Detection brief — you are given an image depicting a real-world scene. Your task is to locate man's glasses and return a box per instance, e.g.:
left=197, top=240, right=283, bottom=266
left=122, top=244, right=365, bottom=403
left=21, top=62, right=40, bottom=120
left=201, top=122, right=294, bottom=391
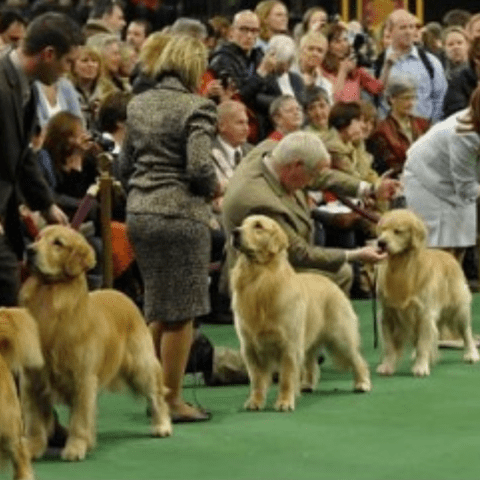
left=237, top=26, right=260, bottom=35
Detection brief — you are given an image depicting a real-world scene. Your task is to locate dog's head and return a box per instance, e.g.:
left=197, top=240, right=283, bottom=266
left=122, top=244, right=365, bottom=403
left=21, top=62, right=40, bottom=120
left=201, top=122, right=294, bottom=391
left=26, top=225, right=96, bottom=281
left=376, top=209, right=427, bottom=256
left=231, top=215, right=289, bottom=264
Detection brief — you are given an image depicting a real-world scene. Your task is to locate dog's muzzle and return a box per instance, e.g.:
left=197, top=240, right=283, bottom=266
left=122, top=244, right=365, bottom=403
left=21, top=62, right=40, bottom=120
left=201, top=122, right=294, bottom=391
left=377, top=239, right=388, bottom=253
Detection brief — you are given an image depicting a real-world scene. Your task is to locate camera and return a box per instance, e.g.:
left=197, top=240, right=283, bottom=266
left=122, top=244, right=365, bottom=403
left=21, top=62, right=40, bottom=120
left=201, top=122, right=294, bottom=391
left=218, top=70, right=235, bottom=90
left=91, top=130, right=115, bottom=153
left=351, top=33, right=374, bottom=69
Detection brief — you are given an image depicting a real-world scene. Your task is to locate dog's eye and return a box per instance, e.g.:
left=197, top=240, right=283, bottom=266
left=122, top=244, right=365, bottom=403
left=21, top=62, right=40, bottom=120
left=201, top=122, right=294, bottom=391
left=253, top=222, right=263, bottom=230
left=393, top=229, right=403, bottom=235
left=52, top=238, right=64, bottom=247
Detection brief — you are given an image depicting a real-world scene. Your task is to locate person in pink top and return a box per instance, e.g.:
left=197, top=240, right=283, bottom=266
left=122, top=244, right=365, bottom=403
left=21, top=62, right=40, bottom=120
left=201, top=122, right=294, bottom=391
left=322, top=23, right=394, bottom=103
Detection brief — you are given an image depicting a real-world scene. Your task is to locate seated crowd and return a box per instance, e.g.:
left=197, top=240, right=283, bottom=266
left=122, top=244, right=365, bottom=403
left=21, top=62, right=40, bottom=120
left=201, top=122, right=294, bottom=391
left=3, top=0, right=480, bottom=422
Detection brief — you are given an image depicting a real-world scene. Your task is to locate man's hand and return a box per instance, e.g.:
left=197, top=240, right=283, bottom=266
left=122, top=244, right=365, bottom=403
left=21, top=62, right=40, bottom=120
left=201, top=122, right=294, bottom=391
left=375, top=177, right=402, bottom=201
left=43, top=204, right=69, bottom=226
left=347, top=245, right=387, bottom=263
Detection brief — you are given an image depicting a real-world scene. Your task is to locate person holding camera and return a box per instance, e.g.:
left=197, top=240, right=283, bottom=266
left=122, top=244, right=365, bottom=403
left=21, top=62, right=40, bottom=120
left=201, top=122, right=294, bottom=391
left=322, top=23, right=392, bottom=103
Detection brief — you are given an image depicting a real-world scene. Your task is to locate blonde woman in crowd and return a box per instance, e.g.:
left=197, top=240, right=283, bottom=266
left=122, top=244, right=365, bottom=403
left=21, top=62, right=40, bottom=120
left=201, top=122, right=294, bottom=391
left=254, top=0, right=289, bottom=51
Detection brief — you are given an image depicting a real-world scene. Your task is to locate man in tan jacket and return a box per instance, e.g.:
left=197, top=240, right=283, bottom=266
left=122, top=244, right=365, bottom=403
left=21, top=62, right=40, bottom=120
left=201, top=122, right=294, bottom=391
left=222, top=131, right=398, bottom=294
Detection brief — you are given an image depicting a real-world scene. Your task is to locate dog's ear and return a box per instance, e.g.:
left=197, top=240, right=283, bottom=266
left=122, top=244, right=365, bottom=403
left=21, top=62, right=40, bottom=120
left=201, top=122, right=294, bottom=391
left=65, top=238, right=96, bottom=276
left=411, top=213, right=427, bottom=249
left=267, top=224, right=289, bottom=255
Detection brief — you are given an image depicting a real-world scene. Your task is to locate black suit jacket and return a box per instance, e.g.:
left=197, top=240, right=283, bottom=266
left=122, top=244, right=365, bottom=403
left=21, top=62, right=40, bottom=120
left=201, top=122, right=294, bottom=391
left=0, top=51, right=53, bottom=256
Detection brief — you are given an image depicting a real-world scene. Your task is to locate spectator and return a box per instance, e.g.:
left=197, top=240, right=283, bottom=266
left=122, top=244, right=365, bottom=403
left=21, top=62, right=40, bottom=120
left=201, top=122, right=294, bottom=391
left=466, top=13, right=480, bottom=41
left=207, top=15, right=231, bottom=47
left=369, top=77, right=430, bottom=175
left=404, top=85, right=480, bottom=263
left=304, top=85, right=331, bottom=135
left=268, top=94, right=303, bottom=140
left=120, top=35, right=220, bottom=423
left=131, top=31, right=171, bottom=94
left=322, top=22, right=388, bottom=103
left=442, top=9, right=471, bottom=29
left=70, top=45, right=111, bottom=129
left=0, top=8, right=26, bottom=49
left=170, top=17, right=207, bottom=40
left=221, top=131, right=389, bottom=295
left=421, top=22, right=444, bottom=60
left=255, top=0, right=289, bottom=52
left=254, top=34, right=306, bottom=137
left=377, top=9, right=447, bottom=122
left=301, top=6, right=329, bottom=34
left=84, top=0, right=126, bottom=38
left=442, top=26, right=470, bottom=82
left=125, top=18, right=150, bottom=54
left=443, top=36, right=480, bottom=118
left=292, top=31, right=333, bottom=102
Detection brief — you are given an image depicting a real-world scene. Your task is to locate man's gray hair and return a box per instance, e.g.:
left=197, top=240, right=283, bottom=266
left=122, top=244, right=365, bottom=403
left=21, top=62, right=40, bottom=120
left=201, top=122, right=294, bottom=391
left=270, top=131, right=330, bottom=169
left=170, top=17, right=207, bottom=40
left=269, top=94, right=296, bottom=121
left=385, top=75, right=418, bottom=100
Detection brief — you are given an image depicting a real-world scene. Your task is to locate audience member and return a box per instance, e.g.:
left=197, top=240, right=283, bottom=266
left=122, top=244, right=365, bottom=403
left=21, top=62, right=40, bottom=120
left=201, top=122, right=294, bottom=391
left=125, top=18, right=150, bottom=54
left=268, top=94, right=303, bottom=139
left=443, top=36, right=480, bottom=118
left=404, top=85, right=480, bottom=262
left=70, top=45, right=110, bottom=129
left=0, top=8, right=26, bottom=48
left=84, top=0, right=126, bottom=38
left=466, top=13, right=480, bottom=41
left=221, top=131, right=389, bottom=295
left=254, top=0, right=289, bottom=51
left=322, top=22, right=387, bottom=103
left=304, top=85, right=331, bottom=135
left=442, top=26, right=470, bottom=82
left=369, top=77, right=430, bottom=175
left=442, top=9, right=472, bottom=29
left=170, top=17, right=207, bottom=40
left=292, top=31, right=332, bottom=102
left=377, top=9, right=447, bottom=121
left=120, top=35, right=220, bottom=423
left=302, top=6, right=328, bottom=34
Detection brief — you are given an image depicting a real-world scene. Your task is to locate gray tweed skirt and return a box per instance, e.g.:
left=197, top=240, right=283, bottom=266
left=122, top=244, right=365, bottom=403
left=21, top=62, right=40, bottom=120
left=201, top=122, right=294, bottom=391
left=127, top=213, right=211, bottom=323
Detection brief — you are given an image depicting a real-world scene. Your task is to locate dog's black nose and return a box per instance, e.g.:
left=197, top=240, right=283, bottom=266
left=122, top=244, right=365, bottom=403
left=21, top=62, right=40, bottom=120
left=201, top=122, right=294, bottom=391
left=377, top=239, right=387, bottom=252
left=231, top=228, right=241, bottom=249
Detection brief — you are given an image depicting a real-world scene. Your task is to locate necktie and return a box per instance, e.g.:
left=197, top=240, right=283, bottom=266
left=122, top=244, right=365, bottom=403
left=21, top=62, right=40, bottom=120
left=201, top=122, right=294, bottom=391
left=234, top=149, right=242, bottom=166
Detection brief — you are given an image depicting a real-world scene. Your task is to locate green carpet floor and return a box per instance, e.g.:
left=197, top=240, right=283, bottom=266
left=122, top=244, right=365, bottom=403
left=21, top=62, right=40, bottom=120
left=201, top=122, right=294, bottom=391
left=4, top=297, right=480, bottom=480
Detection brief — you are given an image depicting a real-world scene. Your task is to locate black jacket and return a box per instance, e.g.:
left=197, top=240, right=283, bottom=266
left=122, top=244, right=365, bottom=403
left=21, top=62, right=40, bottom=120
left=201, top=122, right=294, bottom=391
left=442, top=64, right=477, bottom=119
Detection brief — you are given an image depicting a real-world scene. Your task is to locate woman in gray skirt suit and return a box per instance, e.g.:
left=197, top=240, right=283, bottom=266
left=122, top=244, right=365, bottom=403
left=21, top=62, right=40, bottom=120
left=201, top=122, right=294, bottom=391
left=403, top=85, right=480, bottom=262
left=120, top=35, right=220, bottom=422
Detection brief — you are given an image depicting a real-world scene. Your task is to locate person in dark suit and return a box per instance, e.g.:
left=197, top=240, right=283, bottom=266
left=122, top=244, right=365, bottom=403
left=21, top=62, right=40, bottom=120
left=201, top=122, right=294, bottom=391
left=0, top=12, right=83, bottom=307
left=120, top=35, right=220, bottom=423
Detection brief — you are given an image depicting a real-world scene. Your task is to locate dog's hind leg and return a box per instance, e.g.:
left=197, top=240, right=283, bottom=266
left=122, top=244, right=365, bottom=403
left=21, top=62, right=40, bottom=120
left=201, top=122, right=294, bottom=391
left=452, top=304, right=480, bottom=364
left=61, top=375, right=97, bottom=461
left=301, top=347, right=320, bottom=392
left=126, top=359, right=172, bottom=438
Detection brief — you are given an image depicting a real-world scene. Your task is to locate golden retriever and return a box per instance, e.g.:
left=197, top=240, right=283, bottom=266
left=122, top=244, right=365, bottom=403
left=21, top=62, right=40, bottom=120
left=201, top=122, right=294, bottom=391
left=230, top=215, right=371, bottom=412
left=19, top=225, right=172, bottom=462
left=376, top=209, right=479, bottom=376
left=0, top=308, right=44, bottom=480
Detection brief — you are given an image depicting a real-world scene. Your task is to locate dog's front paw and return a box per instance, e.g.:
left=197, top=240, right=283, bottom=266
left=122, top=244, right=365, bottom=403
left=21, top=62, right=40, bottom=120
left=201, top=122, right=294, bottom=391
left=464, top=349, right=480, bottom=364
left=354, top=379, right=372, bottom=392
left=412, top=362, right=430, bottom=377
left=244, top=396, right=265, bottom=411
left=274, top=398, right=295, bottom=412
left=152, top=420, right=173, bottom=437
left=26, top=435, right=48, bottom=460
left=376, top=363, right=395, bottom=376
left=61, top=437, right=88, bottom=461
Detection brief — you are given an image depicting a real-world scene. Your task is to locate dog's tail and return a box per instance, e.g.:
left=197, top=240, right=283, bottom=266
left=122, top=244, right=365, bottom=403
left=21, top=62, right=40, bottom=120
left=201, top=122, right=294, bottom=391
left=0, top=308, right=44, bottom=372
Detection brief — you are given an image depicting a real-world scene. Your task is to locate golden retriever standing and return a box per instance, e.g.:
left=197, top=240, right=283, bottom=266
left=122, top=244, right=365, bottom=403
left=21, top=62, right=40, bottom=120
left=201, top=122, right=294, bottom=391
left=0, top=308, right=44, bottom=480
left=230, top=215, right=371, bottom=412
left=19, top=226, right=172, bottom=462
left=376, top=209, right=479, bottom=377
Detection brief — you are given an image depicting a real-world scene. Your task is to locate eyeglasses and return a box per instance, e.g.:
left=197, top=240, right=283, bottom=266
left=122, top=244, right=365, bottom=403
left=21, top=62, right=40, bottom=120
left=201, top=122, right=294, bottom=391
left=236, top=26, right=260, bottom=35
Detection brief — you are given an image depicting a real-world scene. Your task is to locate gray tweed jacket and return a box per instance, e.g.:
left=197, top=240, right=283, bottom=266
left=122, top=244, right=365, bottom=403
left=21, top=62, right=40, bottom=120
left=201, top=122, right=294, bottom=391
left=120, top=75, right=219, bottom=225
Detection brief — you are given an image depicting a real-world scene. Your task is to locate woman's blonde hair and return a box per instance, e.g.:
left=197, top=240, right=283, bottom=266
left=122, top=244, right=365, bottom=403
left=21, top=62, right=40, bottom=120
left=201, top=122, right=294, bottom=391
left=138, top=32, right=172, bottom=77
left=70, top=45, right=104, bottom=86
left=153, top=35, right=208, bottom=91
left=255, top=0, right=285, bottom=41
